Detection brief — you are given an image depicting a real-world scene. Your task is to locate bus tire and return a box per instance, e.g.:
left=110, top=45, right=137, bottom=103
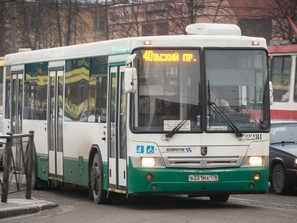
left=90, top=152, right=108, bottom=204
left=209, top=194, right=230, bottom=202
left=271, top=163, right=289, bottom=195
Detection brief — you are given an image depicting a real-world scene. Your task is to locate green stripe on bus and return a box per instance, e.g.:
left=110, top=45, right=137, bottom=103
left=36, top=154, right=49, bottom=181
left=108, top=62, right=125, bottom=67
left=36, top=154, right=108, bottom=189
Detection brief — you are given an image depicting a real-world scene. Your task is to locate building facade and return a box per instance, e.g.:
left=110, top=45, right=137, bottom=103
left=0, top=0, right=295, bottom=55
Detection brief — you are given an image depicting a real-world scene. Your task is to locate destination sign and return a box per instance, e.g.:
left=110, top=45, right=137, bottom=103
left=143, top=50, right=197, bottom=62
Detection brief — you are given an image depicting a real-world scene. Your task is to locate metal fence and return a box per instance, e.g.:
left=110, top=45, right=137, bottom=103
left=0, top=131, right=35, bottom=203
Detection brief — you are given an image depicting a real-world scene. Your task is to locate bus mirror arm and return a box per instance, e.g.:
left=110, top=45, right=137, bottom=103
left=125, top=54, right=138, bottom=93
left=125, top=67, right=137, bottom=93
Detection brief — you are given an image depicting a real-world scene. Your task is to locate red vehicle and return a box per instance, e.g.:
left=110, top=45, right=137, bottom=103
left=269, top=17, right=297, bottom=120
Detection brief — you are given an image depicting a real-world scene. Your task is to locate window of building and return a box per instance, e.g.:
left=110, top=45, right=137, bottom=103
left=94, top=15, right=107, bottom=33
left=142, top=24, right=153, bottom=36
left=156, top=22, right=169, bottom=35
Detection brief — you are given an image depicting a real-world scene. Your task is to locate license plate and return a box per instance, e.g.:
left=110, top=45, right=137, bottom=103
left=188, top=174, right=219, bottom=182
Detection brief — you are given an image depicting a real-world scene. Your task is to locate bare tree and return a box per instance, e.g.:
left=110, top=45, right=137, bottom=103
left=0, top=1, right=10, bottom=55
left=108, top=0, right=143, bottom=39
left=9, top=0, right=92, bottom=52
left=86, top=0, right=117, bottom=41
left=18, top=0, right=49, bottom=50
left=263, top=0, right=297, bottom=42
left=154, top=0, right=206, bottom=35
left=146, top=0, right=233, bottom=35
left=54, top=0, right=89, bottom=46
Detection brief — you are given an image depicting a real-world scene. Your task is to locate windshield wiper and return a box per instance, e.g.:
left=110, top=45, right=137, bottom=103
left=163, top=104, right=200, bottom=140
left=208, top=100, right=243, bottom=138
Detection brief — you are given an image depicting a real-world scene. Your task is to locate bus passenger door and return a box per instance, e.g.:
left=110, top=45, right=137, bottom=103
left=108, top=66, right=127, bottom=191
left=10, top=70, right=23, bottom=134
left=10, top=69, right=24, bottom=170
left=48, top=69, right=64, bottom=182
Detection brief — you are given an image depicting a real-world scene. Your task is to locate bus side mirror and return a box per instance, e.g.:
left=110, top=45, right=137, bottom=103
left=125, top=67, right=137, bottom=93
left=269, top=81, right=273, bottom=105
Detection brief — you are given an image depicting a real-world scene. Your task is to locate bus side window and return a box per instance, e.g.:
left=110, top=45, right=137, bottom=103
left=97, top=85, right=107, bottom=123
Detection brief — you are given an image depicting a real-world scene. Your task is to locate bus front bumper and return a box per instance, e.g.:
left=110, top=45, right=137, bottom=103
left=128, top=165, right=269, bottom=195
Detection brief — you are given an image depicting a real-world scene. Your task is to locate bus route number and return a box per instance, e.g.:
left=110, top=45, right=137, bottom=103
left=244, top=133, right=262, bottom=141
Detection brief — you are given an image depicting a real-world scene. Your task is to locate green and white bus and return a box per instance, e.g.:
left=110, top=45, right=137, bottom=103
left=3, top=23, right=270, bottom=203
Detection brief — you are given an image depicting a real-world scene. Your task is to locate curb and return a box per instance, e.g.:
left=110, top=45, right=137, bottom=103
left=0, top=199, right=58, bottom=219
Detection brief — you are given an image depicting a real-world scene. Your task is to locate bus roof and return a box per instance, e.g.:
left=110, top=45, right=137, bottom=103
left=4, top=32, right=267, bottom=66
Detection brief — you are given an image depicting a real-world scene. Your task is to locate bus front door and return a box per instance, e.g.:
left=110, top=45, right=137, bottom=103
left=108, top=66, right=127, bottom=192
left=10, top=69, right=24, bottom=170
left=48, top=69, right=64, bottom=183
left=10, top=71, right=23, bottom=134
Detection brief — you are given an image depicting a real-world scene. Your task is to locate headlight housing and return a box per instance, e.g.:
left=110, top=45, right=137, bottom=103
left=248, top=156, right=263, bottom=166
left=141, top=157, right=156, bottom=167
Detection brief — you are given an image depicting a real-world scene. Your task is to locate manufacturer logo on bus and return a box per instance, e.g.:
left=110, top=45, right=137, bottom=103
left=166, top=148, right=192, bottom=153
left=201, top=147, right=207, bottom=156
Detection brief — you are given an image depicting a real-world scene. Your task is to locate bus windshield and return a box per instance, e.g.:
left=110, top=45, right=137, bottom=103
left=131, top=48, right=269, bottom=133
left=205, top=49, right=269, bottom=132
left=132, top=49, right=201, bottom=132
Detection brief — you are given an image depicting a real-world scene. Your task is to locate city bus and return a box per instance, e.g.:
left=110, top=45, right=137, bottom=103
left=3, top=23, right=270, bottom=204
left=269, top=44, right=297, bottom=119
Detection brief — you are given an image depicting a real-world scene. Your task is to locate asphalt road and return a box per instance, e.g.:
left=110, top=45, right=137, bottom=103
left=1, top=186, right=296, bottom=223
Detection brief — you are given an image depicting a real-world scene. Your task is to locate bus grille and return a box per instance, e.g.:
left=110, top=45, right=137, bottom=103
left=164, top=156, right=242, bottom=168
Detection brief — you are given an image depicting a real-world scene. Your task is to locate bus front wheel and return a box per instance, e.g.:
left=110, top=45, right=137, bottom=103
left=90, top=152, right=108, bottom=204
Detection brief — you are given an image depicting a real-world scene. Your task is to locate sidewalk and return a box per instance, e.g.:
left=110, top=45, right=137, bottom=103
left=0, top=198, right=58, bottom=219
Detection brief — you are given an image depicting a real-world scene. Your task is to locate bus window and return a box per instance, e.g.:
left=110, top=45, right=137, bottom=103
left=24, top=62, right=48, bottom=120
left=64, top=57, right=107, bottom=123
left=89, top=56, right=108, bottom=123
left=65, top=58, right=90, bottom=122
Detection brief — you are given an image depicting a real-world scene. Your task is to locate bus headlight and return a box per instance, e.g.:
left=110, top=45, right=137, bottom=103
left=141, top=157, right=156, bottom=167
left=248, top=156, right=263, bottom=166
left=294, top=158, right=297, bottom=168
